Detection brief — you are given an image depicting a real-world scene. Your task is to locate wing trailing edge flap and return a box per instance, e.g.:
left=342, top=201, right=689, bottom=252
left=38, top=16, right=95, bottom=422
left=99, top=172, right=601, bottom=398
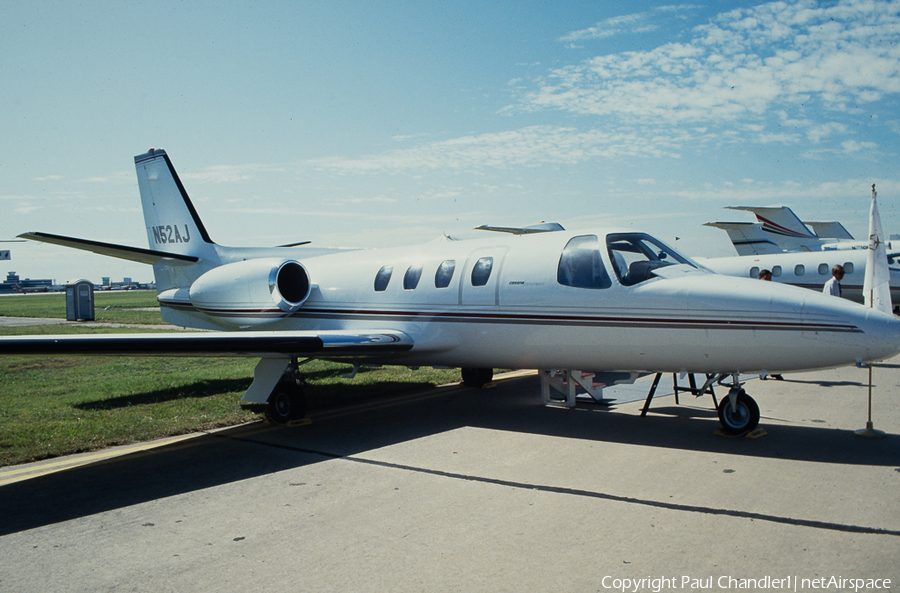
left=0, top=329, right=414, bottom=404
left=0, top=329, right=413, bottom=357
left=18, top=232, right=199, bottom=265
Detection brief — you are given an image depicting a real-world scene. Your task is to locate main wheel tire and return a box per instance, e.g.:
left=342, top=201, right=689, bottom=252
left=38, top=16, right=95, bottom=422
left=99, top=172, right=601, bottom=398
left=461, top=367, right=493, bottom=388
left=267, top=382, right=306, bottom=424
left=716, top=389, right=760, bottom=435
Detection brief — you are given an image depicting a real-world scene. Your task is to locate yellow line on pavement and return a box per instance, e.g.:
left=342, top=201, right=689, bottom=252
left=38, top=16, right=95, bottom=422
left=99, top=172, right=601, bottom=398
left=0, top=433, right=200, bottom=486
left=0, top=371, right=538, bottom=486
left=0, top=422, right=267, bottom=487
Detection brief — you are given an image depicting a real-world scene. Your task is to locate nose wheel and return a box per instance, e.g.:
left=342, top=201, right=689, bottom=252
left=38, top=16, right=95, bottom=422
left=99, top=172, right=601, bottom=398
left=716, top=387, right=760, bottom=435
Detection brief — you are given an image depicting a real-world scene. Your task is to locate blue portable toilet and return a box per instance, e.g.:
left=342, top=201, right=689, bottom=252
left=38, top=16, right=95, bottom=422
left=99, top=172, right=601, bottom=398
left=66, top=280, right=95, bottom=321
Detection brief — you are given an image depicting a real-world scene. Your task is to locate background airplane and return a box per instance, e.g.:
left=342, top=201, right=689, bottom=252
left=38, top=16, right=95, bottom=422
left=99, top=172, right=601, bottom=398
left=705, top=205, right=898, bottom=255
left=700, top=205, right=900, bottom=309
left=696, top=249, right=900, bottom=308
left=1, top=149, right=898, bottom=436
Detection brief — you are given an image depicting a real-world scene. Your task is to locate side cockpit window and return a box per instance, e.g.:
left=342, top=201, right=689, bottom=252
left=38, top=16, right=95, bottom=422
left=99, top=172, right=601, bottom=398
left=606, top=233, right=692, bottom=287
left=374, top=265, right=393, bottom=292
left=557, top=235, right=611, bottom=289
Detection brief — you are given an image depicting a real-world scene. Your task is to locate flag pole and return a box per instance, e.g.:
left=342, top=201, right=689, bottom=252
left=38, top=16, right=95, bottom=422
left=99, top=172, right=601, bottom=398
left=856, top=184, right=886, bottom=439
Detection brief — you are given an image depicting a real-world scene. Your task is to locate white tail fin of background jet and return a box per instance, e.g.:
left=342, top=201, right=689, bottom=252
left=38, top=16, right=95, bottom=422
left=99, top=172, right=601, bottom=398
left=863, top=185, right=892, bottom=314
left=708, top=205, right=867, bottom=254
left=726, top=206, right=816, bottom=239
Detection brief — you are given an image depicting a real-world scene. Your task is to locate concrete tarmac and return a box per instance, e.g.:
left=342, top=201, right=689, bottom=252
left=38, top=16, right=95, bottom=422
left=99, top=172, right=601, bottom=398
left=0, top=360, right=898, bottom=592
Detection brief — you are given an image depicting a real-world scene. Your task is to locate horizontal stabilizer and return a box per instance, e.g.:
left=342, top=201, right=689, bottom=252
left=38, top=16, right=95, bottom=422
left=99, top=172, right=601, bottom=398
left=18, top=232, right=199, bottom=265
left=805, top=221, right=854, bottom=240
left=702, top=222, right=783, bottom=256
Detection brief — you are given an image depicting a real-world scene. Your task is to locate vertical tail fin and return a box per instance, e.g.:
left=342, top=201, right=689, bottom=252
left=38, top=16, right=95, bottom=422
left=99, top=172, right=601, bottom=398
left=863, top=184, right=892, bottom=314
left=134, top=148, right=218, bottom=259
left=134, top=149, right=220, bottom=293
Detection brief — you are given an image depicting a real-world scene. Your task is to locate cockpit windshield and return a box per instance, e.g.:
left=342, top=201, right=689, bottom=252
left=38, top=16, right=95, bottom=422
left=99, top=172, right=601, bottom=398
left=606, top=233, right=694, bottom=286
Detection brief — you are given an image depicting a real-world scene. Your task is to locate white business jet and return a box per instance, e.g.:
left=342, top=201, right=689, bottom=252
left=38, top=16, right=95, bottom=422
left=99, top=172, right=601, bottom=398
left=1, top=149, right=898, bottom=435
left=696, top=249, right=900, bottom=307
left=705, top=205, right=897, bottom=255
left=700, top=205, right=900, bottom=307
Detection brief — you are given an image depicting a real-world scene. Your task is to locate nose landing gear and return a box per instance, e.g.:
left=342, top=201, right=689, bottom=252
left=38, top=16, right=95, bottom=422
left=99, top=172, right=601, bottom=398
left=716, top=378, right=760, bottom=435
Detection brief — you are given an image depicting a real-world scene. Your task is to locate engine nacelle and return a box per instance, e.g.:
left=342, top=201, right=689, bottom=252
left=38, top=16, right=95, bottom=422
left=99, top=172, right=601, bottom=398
left=189, top=258, right=311, bottom=327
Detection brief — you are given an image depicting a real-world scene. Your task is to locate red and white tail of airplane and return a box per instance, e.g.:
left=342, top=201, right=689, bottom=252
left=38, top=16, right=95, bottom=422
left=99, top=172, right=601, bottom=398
left=707, top=206, right=877, bottom=256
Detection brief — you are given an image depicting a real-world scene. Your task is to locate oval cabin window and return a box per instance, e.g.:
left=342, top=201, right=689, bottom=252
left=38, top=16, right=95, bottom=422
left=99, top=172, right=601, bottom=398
left=435, top=260, right=456, bottom=288
left=471, top=257, right=493, bottom=287
left=374, top=266, right=393, bottom=292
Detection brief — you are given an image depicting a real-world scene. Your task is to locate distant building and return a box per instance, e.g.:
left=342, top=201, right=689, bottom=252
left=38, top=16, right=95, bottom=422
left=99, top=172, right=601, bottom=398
left=0, top=271, right=54, bottom=294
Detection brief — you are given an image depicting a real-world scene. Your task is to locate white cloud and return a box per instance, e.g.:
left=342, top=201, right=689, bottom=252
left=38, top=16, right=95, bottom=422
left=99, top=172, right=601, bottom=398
left=560, top=5, right=700, bottom=42
left=297, top=1, right=900, bottom=176
left=841, top=139, right=878, bottom=153
left=806, top=122, right=847, bottom=143
left=182, top=164, right=284, bottom=183
left=307, top=125, right=692, bottom=173
left=528, top=0, right=900, bottom=134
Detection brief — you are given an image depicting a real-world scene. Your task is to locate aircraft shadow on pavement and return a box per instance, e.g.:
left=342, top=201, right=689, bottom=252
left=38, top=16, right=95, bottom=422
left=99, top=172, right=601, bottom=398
left=0, top=375, right=896, bottom=536
left=74, top=378, right=253, bottom=409
left=773, top=378, right=865, bottom=388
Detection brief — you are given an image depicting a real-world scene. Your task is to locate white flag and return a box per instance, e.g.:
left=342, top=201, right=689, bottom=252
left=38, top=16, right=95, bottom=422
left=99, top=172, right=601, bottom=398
left=863, top=185, right=891, bottom=314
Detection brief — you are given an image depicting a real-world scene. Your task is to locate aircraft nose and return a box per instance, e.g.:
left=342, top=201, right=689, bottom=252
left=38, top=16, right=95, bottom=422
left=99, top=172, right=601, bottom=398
left=858, top=308, right=900, bottom=363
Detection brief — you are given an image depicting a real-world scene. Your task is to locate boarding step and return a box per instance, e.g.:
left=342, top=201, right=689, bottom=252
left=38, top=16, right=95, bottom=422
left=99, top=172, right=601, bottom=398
left=540, top=370, right=641, bottom=407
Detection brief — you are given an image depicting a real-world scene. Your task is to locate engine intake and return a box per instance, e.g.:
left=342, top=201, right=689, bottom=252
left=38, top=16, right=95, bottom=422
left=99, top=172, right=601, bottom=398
left=189, top=258, right=311, bottom=327
left=271, top=261, right=310, bottom=305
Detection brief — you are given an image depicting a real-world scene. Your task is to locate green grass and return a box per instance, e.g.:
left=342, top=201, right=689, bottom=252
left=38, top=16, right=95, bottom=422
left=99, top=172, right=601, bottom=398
left=0, top=355, right=260, bottom=465
left=0, top=293, right=465, bottom=467
left=0, top=350, right=462, bottom=467
left=0, top=290, right=166, bottom=325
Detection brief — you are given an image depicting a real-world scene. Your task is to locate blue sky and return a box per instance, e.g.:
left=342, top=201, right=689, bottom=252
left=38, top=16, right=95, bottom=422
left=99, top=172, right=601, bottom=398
left=2, top=0, right=899, bottom=283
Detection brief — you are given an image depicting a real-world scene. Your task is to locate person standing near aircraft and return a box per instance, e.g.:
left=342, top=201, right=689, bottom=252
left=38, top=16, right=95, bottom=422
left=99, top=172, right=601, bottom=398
left=823, top=264, right=844, bottom=296
left=757, top=268, right=782, bottom=379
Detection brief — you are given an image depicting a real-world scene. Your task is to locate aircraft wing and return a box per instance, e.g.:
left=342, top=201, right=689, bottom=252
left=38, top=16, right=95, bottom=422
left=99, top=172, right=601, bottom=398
left=18, top=232, right=198, bottom=265
left=0, top=329, right=413, bottom=357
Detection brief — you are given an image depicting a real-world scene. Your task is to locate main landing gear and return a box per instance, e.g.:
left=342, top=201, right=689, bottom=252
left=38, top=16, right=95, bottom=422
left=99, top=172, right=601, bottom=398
left=461, top=367, right=494, bottom=388
left=266, top=361, right=307, bottom=425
